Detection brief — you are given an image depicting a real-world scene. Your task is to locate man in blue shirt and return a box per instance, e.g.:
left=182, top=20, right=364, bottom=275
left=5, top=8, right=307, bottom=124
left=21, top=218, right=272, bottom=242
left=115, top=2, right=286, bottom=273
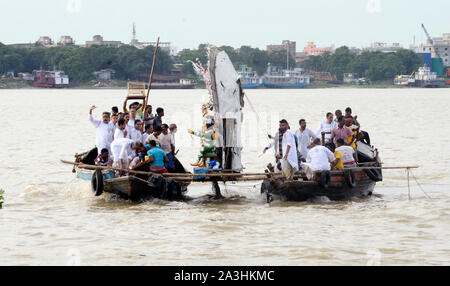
left=147, top=140, right=168, bottom=174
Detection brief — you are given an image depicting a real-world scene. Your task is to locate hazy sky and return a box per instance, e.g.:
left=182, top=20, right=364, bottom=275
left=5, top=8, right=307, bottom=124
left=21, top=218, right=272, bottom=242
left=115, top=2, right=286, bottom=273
left=1, top=0, right=448, bottom=51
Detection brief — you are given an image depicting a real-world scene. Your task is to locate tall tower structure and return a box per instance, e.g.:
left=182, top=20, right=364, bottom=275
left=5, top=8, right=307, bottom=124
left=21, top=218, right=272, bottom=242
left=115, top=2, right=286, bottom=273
left=131, top=22, right=138, bottom=45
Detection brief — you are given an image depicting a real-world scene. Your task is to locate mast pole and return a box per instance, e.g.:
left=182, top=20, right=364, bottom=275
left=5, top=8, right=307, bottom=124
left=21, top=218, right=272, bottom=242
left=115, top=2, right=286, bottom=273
left=144, top=37, right=160, bottom=107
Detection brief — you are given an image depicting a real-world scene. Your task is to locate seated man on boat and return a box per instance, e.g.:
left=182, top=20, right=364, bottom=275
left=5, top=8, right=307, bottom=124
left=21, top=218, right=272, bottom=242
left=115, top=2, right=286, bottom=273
left=89, top=105, right=115, bottom=156
left=188, top=118, right=217, bottom=168
left=335, top=139, right=357, bottom=168
left=95, top=148, right=112, bottom=167
left=303, top=138, right=336, bottom=180
left=324, top=142, right=343, bottom=170
left=146, top=140, right=169, bottom=174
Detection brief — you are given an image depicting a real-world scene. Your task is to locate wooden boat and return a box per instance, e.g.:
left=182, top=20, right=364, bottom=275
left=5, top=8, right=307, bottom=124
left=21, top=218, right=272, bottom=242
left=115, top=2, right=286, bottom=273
left=75, top=148, right=191, bottom=202
left=261, top=141, right=383, bottom=202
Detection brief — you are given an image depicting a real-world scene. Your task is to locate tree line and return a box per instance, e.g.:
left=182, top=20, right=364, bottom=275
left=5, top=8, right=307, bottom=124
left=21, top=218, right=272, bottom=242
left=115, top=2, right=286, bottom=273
left=0, top=43, right=174, bottom=82
left=299, top=46, right=423, bottom=81
left=1, top=42, right=422, bottom=83
left=178, top=44, right=294, bottom=77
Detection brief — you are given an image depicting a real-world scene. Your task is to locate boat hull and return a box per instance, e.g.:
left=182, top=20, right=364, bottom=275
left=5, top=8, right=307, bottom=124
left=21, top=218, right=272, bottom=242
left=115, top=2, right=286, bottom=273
left=103, top=175, right=190, bottom=202
left=262, top=170, right=378, bottom=202
left=262, top=81, right=308, bottom=88
left=103, top=176, right=187, bottom=201
left=241, top=83, right=262, bottom=89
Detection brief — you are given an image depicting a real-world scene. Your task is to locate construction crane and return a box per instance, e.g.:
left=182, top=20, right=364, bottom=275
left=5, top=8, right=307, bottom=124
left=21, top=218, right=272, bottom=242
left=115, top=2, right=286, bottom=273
left=421, top=24, right=443, bottom=59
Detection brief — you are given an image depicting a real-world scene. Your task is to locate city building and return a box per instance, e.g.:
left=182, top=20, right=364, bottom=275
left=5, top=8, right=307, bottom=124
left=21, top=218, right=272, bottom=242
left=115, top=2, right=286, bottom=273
left=348, top=47, right=362, bottom=54
left=93, top=69, right=115, bottom=81
left=8, top=43, right=34, bottom=49
left=130, top=23, right=174, bottom=55
left=86, top=35, right=123, bottom=48
left=303, top=42, right=334, bottom=56
left=267, top=40, right=296, bottom=59
left=58, top=36, right=74, bottom=46
left=418, top=33, right=450, bottom=67
left=366, top=42, right=403, bottom=53
left=37, top=36, right=53, bottom=46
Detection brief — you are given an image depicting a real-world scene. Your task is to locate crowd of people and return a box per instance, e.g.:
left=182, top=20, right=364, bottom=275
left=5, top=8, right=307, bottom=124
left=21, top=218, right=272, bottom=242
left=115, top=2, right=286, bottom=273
left=89, top=102, right=178, bottom=175
left=264, top=107, right=367, bottom=181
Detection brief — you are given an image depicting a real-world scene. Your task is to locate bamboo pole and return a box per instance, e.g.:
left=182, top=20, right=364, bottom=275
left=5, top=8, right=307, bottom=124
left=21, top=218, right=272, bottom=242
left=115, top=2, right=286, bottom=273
left=62, top=160, right=420, bottom=184
left=144, top=37, right=160, bottom=107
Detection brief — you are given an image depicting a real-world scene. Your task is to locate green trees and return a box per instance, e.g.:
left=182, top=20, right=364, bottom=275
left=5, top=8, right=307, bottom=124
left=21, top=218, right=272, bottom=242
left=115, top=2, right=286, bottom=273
left=1, top=41, right=423, bottom=83
left=178, top=44, right=295, bottom=76
left=0, top=43, right=173, bottom=82
left=299, top=47, right=422, bottom=82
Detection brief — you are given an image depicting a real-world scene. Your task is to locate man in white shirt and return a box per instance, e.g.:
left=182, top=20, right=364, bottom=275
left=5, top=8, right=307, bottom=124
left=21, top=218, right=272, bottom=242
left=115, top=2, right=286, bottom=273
left=169, top=124, right=177, bottom=148
left=145, top=126, right=163, bottom=147
left=336, top=138, right=357, bottom=168
left=128, top=108, right=140, bottom=128
left=142, top=124, right=154, bottom=145
left=144, top=105, right=155, bottom=127
left=304, top=138, right=336, bottom=180
left=316, top=112, right=338, bottom=143
left=160, top=124, right=175, bottom=170
left=89, top=105, right=115, bottom=154
left=295, top=119, right=317, bottom=159
left=279, top=119, right=298, bottom=181
left=114, top=118, right=129, bottom=140
left=110, top=138, right=143, bottom=170
left=129, top=120, right=144, bottom=143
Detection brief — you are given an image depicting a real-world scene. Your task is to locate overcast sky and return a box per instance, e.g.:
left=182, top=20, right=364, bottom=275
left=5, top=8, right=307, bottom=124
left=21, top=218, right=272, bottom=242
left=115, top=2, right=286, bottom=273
left=1, top=0, right=448, bottom=52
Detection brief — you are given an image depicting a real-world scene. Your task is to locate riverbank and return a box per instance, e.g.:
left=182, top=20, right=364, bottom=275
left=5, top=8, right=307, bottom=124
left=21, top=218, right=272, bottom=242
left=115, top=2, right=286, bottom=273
left=306, top=81, right=449, bottom=89
left=1, top=78, right=448, bottom=89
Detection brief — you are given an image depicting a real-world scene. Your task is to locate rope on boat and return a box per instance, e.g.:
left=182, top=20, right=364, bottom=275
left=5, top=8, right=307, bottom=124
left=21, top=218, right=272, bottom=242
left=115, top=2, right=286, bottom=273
left=408, top=168, right=432, bottom=199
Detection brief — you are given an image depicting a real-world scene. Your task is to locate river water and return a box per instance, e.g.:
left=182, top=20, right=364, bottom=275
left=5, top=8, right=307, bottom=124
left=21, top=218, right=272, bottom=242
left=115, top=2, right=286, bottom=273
left=0, top=88, right=449, bottom=266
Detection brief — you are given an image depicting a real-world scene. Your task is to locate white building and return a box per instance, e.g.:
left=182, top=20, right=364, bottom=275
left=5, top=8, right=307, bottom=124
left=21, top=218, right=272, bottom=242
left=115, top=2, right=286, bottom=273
left=419, top=33, right=450, bottom=67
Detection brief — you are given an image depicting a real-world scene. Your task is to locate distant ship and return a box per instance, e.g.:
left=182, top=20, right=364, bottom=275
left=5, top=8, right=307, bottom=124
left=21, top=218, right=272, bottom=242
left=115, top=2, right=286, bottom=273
left=262, top=65, right=311, bottom=88
left=394, top=65, right=446, bottom=88
left=237, top=65, right=262, bottom=89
